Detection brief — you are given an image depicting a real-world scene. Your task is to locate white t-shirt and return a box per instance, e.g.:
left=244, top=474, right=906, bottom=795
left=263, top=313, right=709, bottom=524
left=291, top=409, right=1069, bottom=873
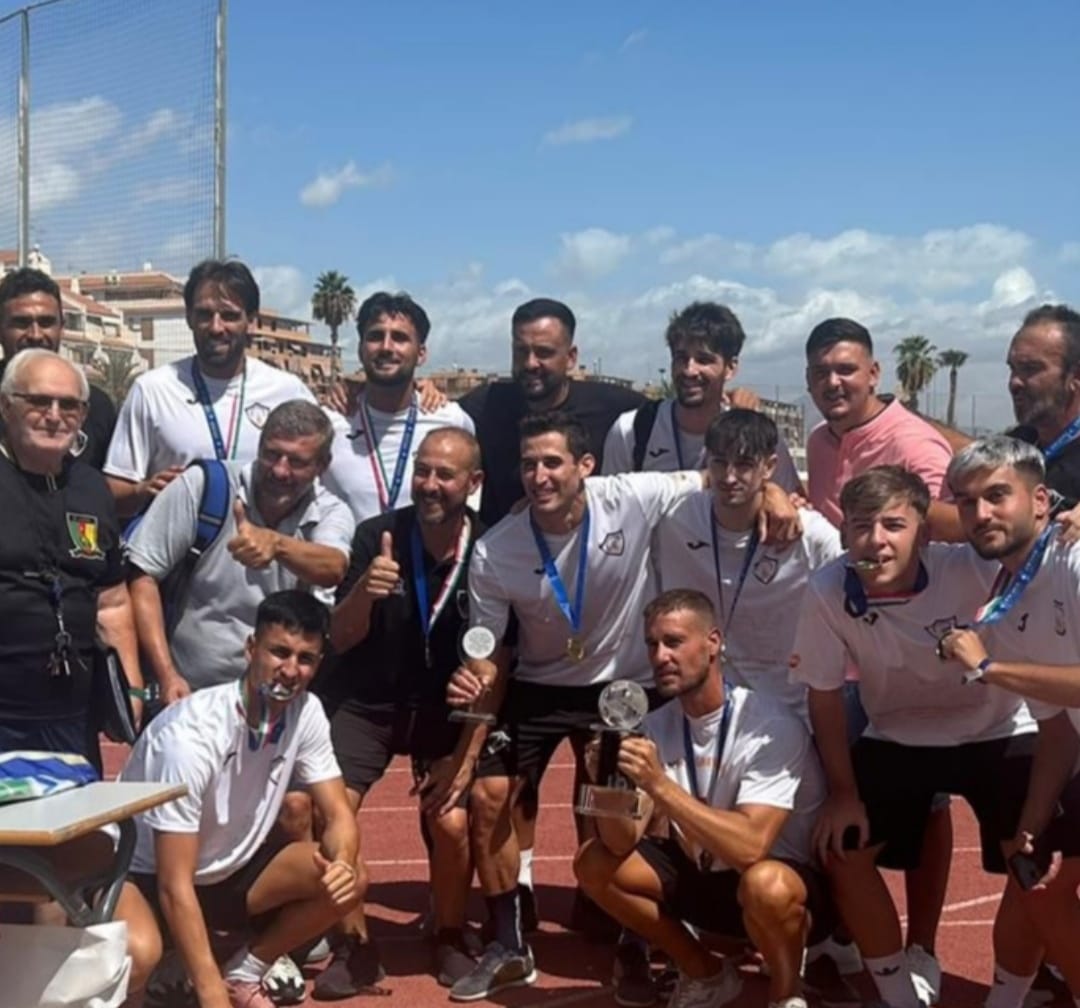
left=789, top=544, right=1036, bottom=746
left=602, top=399, right=802, bottom=493
left=105, top=356, right=316, bottom=482
left=653, top=493, right=841, bottom=715
left=469, top=471, right=700, bottom=687
left=643, top=687, right=825, bottom=870
left=981, top=533, right=1080, bottom=738
left=321, top=395, right=475, bottom=524
left=121, top=683, right=341, bottom=884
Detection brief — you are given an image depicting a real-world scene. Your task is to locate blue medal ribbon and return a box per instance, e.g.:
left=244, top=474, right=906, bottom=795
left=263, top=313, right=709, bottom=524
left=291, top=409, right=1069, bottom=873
left=191, top=363, right=245, bottom=461
left=530, top=506, right=591, bottom=646
left=409, top=516, right=471, bottom=667
left=975, top=523, right=1056, bottom=626
left=361, top=395, right=418, bottom=512
left=683, top=698, right=732, bottom=871
left=1042, top=415, right=1080, bottom=464
left=710, top=518, right=760, bottom=640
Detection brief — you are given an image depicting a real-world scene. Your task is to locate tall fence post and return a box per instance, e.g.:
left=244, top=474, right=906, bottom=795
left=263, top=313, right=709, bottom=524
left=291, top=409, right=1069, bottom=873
left=17, top=8, right=29, bottom=266
left=213, top=0, right=227, bottom=259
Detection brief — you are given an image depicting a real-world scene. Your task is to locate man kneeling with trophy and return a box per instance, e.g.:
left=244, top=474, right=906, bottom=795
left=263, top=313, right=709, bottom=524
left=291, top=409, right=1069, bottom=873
left=574, top=589, right=831, bottom=1008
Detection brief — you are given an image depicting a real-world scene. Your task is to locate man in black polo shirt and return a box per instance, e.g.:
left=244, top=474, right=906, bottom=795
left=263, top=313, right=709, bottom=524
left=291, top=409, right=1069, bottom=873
left=323, top=426, right=486, bottom=992
left=0, top=267, right=116, bottom=470
left=1007, top=303, right=1080, bottom=508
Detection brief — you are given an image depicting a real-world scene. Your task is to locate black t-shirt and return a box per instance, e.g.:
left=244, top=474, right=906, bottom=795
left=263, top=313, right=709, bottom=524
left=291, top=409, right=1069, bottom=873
left=1009, top=424, right=1080, bottom=509
left=459, top=379, right=646, bottom=527
left=0, top=453, right=123, bottom=721
left=326, top=506, right=484, bottom=710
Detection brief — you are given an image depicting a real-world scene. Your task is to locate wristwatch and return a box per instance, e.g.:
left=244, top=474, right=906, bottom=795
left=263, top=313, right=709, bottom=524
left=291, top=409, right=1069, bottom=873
left=962, top=656, right=993, bottom=685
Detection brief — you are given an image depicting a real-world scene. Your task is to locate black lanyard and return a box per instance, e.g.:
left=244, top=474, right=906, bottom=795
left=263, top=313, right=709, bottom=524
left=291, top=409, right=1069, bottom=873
left=682, top=697, right=732, bottom=803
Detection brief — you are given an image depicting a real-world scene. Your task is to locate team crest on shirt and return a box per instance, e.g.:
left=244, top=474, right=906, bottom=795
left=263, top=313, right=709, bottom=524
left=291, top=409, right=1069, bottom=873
left=245, top=402, right=270, bottom=429
left=924, top=616, right=961, bottom=642
left=66, top=512, right=104, bottom=560
left=1054, top=600, right=1066, bottom=636
left=753, top=555, right=779, bottom=584
left=599, top=531, right=625, bottom=556
left=456, top=588, right=469, bottom=618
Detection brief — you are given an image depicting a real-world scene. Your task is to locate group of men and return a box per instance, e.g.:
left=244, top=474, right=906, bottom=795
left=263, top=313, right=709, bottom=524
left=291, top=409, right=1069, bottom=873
left=2, top=255, right=1080, bottom=1008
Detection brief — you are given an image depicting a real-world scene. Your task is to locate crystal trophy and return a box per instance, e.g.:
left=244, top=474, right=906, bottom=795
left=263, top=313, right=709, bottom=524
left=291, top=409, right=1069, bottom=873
left=449, top=625, right=498, bottom=724
left=575, top=679, right=650, bottom=819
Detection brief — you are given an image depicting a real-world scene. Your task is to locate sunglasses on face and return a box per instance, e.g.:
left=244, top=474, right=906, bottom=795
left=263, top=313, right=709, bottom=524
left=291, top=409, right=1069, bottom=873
left=9, top=392, right=87, bottom=415
left=7, top=315, right=59, bottom=330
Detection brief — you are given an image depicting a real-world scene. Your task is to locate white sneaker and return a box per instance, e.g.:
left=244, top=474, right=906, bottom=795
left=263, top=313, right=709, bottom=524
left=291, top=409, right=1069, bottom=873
left=668, top=960, right=742, bottom=1008
left=302, top=936, right=332, bottom=964
left=806, top=935, right=864, bottom=977
left=906, top=945, right=941, bottom=1006
left=768, top=999, right=809, bottom=1008
left=262, top=955, right=305, bottom=1006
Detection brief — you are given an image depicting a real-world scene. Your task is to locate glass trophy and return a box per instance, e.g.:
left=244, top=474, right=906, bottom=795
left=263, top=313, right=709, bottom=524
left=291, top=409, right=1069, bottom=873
left=576, top=679, right=650, bottom=820
left=449, top=625, right=498, bottom=724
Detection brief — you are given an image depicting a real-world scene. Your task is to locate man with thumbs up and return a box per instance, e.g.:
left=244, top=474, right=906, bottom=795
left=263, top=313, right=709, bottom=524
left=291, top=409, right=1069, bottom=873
left=127, top=400, right=354, bottom=704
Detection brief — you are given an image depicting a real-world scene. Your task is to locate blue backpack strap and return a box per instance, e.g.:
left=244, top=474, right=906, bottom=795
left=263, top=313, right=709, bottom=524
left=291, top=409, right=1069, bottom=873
left=191, top=458, right=231, bottom=556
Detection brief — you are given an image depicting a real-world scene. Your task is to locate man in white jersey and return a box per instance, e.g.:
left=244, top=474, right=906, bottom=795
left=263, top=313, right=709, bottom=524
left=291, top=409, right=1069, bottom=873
left=654, top=409, right=840, bottom=714
left=603, top=301, right=801, bottom=492
left=105, top=260, right=317, bottom=518
left=789, top=465, right=1038, bottom=1008
left=444, top=411, right=702, bottom=1000
left=321, top=291, right=474, bottom=524
left=935, top=437, right=1080, bottom=1008
left=119, top=591, right=366, bottom=1008
left=575, top=589, right=830, bottom=1008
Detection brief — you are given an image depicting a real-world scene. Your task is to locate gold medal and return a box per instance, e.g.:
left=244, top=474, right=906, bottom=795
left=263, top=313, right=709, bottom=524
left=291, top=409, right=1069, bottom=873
left=566, top=635, right=586, bottom=661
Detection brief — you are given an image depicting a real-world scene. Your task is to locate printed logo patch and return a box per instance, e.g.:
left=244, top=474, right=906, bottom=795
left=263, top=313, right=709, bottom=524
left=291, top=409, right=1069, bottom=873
left=1054, top=600, right=1066, bottom=636
left=66, top=512, right=104, bottom=559
left=599, top=531, right=625, bottom=556
left=245, top=402, right=270, bottom=429
left=753, top=556, right=779, bottom=584
left=925, top=616, right=960, bottom=642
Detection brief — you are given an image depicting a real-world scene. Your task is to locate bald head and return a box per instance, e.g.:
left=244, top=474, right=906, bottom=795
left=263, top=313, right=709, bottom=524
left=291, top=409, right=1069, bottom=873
left=411, top=426, right=483, bottom=526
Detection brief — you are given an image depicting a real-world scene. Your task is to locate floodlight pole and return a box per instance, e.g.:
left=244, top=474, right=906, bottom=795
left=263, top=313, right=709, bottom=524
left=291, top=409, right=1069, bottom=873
left=213, top=0, right=227, bottom=259
left=17, top=9, right=29, bottom=266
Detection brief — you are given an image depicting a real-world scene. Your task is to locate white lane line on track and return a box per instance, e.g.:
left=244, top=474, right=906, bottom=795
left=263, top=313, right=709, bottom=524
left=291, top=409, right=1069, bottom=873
left=899, top=892, right=1000, bottom=925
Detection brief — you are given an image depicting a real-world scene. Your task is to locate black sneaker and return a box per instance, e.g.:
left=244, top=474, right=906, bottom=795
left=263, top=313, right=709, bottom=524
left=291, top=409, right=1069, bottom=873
left=448, top=942, right=537, bottom=1002
left=311, top=936, right=386, bottom=1000
left=519, top=883, right=540, bottom=933
left=434, top=939, right=477, bottom=988
left=613, top=942, right=657, bottom=1007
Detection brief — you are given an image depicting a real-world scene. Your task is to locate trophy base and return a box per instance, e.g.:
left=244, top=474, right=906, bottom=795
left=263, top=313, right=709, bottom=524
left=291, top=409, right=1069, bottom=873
left=449, top=709, right=496, bottom=725
left=575, top=783, right=645, bottom=820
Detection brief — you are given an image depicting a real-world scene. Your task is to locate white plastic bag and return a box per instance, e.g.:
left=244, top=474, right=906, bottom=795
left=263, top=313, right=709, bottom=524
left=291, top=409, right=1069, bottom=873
left=0, top=920, right=130, bottom=1007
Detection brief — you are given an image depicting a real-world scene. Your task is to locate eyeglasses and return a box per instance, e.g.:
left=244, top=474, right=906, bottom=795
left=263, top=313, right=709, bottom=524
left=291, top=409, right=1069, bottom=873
left=9, top=392, right=88, bottom=414
left=7, top=314, right=59, bottom=331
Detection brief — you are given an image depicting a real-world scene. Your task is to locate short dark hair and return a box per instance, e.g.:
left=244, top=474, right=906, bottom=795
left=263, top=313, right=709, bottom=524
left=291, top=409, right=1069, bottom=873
left=255, top=589, right=330, bottom=641
left=260, top=400, right=334, bottom=466
left=511, top=298, right=576, bottom=341
left=840, top=465, right=930, bottom=522
left=705, top=408, right=778, bottom=462
left=519, top=410, right=591, bottom=460
left=806, top=318, right=874, bottom=359
left=0, top=267, right=62, bottom=315
left=643, top=589, right=717, bottom=628
left=184, top=259, right=260, bottom=316
left=1018, top=303, right=1080, bottom=374
left=665, top=302, right=745, bottom=361
left=355, top=291, right=431, bottom=344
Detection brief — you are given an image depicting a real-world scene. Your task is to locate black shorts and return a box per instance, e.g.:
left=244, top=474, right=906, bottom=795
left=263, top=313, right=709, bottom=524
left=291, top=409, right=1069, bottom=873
left=637, top=837, right=834, bottom=944
left=131, top=836, right=286, bottom=937
left=853, top=732, right=1036, bottom=873
left=331, top=701, right=462, bottom=796
left=474, top=679, right=663, bottom=786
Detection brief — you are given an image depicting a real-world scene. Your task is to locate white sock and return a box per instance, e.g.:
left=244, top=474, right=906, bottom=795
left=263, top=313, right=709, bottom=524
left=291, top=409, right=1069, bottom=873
left=223, top=947, right=273, bottom=983
left=985, top=964, right=1037, bottom=1008
left=864, top=951, right=920, bottom=1008
left=518, top=847, right=534, bottom=890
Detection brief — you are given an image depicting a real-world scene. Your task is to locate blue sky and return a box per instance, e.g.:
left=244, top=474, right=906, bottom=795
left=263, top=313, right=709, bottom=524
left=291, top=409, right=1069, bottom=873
left=8, top=0, right=1078, bottom=430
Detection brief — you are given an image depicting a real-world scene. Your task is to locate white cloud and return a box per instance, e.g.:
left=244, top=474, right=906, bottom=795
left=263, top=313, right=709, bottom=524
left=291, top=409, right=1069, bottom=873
left=542, top=115, right=633, bottom=146
left=134, top=177, right=200, bottom=207
left=556, top=228, right=633, bottom=279
left=981, top=267, right=1038, bottom=311
left=659, top=233, right=756, bottom=269
left=252, top=265, right=312, bottom=323
left=621, top=29, right=647, bottom=50
left=299, top=161, right=393, bottom=208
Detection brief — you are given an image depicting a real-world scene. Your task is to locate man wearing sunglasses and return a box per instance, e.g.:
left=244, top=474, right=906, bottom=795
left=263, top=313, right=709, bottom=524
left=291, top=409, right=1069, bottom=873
left=0, top=267, right=117, bottom=470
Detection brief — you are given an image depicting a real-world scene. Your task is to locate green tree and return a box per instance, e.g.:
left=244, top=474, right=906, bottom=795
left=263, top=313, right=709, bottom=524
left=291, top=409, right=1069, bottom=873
left=894, top=335, right=939, bottom=413
left=937, top=349, right=969, bottom=428
left=311, top=270, right=357, bottom=380
left=90, top=348, right=143, bottom=405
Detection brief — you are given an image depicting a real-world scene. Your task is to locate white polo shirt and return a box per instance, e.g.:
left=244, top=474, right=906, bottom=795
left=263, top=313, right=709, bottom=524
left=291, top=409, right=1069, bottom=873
left=653, top=492, right=841, bottom=714
left=643, top=687, right=824, bottom=870
left=321, top=395, right=475, bottom=524
left=121, top=683, right=341, bottom=884
left=981, top=533, right=1080, bottom=737
left=602, top=399, right=802, bottom=493
left=789, top=544, right=1036, bottom=746
left=105, top=356, right=316, bottom=482
left=469, top=472, right=700, bottom=687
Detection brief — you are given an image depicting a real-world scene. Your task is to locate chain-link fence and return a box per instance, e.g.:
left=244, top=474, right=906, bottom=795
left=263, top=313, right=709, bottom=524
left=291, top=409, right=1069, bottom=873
left=0, top=0, right=221, bottom=274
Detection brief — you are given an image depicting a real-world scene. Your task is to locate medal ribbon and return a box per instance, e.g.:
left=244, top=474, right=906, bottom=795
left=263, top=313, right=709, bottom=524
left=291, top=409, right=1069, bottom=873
left=683, top=697, right=732, bottom=803
left=710, top=517, right=760, bottom=639
left=192, top=363, right=247, bottom=460
left=975, top=522, right=1056, bottom=625
left=410, top=516, right=471, bottom=654
left=530, top=506, right=591, bottom=642
left=359, top=394, right=418, bottom=512
left=236, top=680, right=286, bottom=751
left=1043, top=415, right=1080, bottom=464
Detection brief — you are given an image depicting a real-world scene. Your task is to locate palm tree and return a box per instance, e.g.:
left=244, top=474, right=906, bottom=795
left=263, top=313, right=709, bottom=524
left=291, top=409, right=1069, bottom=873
left=937, top=349, right=969, bottom=428
left=90, top=348, right=143, bottom=405
left=311, top=271, right=356, bottom=380
left=894, top=335, right=939, bottom=413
